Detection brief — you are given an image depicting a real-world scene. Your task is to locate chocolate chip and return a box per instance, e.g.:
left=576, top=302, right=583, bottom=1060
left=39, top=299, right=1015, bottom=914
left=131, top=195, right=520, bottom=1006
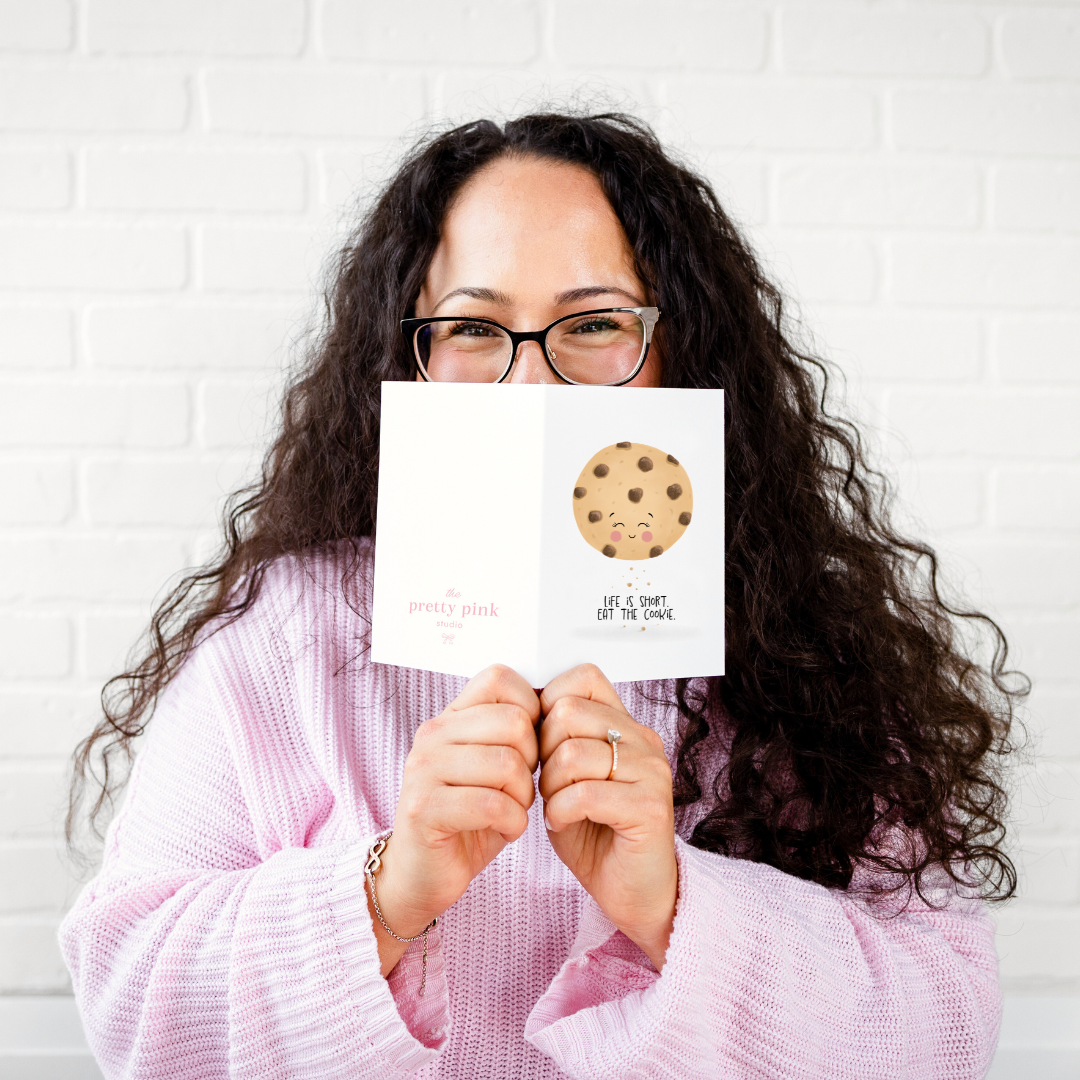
left=649, top=545, right=663, bottom=558
left=667, top=483, right=682, bottom=500
left=616, top=441, right=631, bottom=448
left=628, top=487, right=643, bottom=503
left=667, top=454, right=679, bottom=465
left=593, top=463, right=609, bottom=478
left=637, top=456, right=653, bottom=472
left=679, top=511, right=692, bottom=526
left=602, top=545, right=617, bottom=558
left=574, top=486, right=586, bottom=499
left=588, top=510, right=602, bottom=523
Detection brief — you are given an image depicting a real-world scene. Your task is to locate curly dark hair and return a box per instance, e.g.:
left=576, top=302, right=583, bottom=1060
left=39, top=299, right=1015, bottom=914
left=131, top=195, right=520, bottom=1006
left=69, top=111, right=1025, bottom=903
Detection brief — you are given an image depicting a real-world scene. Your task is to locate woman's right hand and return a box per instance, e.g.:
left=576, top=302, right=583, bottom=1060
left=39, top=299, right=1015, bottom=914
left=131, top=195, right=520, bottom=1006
left=369, top=665, right=540, bottom=968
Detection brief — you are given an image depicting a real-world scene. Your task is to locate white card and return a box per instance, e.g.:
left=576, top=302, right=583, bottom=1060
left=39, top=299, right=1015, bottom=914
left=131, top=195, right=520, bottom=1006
left=371, top=382, right=725, bottom=686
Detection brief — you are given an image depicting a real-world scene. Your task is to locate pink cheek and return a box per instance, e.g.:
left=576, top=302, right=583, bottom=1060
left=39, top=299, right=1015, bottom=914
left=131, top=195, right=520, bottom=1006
left=641, top=531, right=653, bottom=542
left=609, top=531, right=622, bottom=542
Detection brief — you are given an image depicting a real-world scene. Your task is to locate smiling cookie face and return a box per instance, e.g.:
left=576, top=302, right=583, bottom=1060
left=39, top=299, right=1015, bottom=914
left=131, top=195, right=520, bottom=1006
left=572, top=442, right=693, bottom=560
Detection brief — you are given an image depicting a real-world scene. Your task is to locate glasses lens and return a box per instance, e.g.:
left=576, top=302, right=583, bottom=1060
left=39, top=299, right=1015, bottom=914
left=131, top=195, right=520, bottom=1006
left=546, top=311, right=646, bottom=384
left=415, top=320, right=512, bottom=382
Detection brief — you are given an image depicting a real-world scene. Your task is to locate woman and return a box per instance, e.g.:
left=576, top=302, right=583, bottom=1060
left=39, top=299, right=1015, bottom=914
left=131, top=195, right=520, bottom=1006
left=62, top=113, right=1021, bottom=1079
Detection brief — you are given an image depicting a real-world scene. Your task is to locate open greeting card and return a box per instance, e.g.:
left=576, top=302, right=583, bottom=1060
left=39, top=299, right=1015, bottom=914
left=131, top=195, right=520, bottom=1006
left=371, top=383, right=725, bottom=686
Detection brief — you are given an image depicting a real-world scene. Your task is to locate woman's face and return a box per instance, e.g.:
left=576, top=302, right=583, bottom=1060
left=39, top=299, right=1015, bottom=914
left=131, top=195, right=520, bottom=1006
left=415, top=154, right=661, bottom=387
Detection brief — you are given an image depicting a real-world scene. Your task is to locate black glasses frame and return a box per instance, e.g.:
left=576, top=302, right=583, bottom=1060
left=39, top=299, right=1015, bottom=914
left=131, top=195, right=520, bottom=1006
left=400, top=307, right=661, bottom=386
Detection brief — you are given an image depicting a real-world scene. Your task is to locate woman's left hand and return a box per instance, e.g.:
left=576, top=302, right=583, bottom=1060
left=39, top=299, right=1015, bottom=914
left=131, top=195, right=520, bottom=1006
left=538, top=664, right=678, bottom=970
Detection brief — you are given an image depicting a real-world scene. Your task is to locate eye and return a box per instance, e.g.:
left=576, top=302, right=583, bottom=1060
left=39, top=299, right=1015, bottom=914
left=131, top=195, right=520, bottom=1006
left=638, top=522, right=649, bottom=527
left=612, top=522, right=624, bottom=528
left=447, top=319, right=499, bottom=338
left=567, top=316, right=620, bottom=335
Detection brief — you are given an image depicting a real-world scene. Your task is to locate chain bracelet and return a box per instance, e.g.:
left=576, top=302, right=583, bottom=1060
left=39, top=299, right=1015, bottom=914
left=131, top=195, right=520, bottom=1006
left=364, top=832, right=439, bottom=996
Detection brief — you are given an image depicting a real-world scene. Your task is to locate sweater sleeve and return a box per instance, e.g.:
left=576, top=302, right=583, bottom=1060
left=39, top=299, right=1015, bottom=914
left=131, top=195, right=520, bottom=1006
left=59, top=637, right=450, bottom=1080
left=524, top=836, right=1000, bottom=1080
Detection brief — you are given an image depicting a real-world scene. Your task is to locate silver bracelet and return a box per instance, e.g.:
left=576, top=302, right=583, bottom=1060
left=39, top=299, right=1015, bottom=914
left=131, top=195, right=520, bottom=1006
left=364, top=832, right=439, bottom=996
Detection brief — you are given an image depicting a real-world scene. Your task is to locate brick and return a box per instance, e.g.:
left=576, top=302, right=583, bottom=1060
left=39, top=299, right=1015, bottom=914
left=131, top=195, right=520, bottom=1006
left=0, top=767, right=68, bottom=838
left=895, top=464, right=985, bottom=533
left=1027, top=689, right=1080, bottom=761
left=319, top=146, right=392, bottom=209
left=952, top=541, right=1080, bottom=612
left=778, top=164, right=981, bottom=229
left=0, top=615, right=71, bottom=679
left=0, top=226, right=186, bottom=291
left=0, top=308, right=72, bottom=370
left=89, top=0, right=304, bottom=55
left=0, top=0, right=72, bottom=51
left=553, top=1, right=767, bottom=71
left=87, top=304, right=292, bottom=370
left=200, top=226, right=317, bottom=292
left=887, top=390, right=1080, bottom=459
left=0, top=67, right=187, bottom=131
left=0, top=381, right=188, bottom=448
left=891, top=239, right=1080, bottom=309
left=0, top=459, right=72, bottom=525
left=198, top=378, right=278, bottom=449
left=700, top=159, right=767, bottom=226
left=0, top=845, right=73, bottom=913
left=325, top=0, right=541, bottom=63
left=86, top=148, right=306, bottom=212
left=205, top=69, right=425, bottom=137
left=996, top=319, right=1080, bottom=384
left=85, top=458, right=247, bottom=527
left=782, top=5, right=988, bottom=77
left=0, top=690, right=101, bottom=757
left=823, top=314, right=981, bottom=383
left=80, top=610, right=148, bottom=680
left=894, top=87, right=1080, bottom=157
left=0, top=920, right=70, bottom=992
left=1006, top=618, right=1080, bottom=685
left=1016, top=761, right=1080, bottom=835
left=671, top=79, right=876, bottom=150
left=1017, top=840, right=1080, bottom=905
left=1002, top=11, right=1080, bottom=82
left=763, top=235, right=877, bottom=303
left=0, top=149, right=70, bottom=209
left=994, top=165, right=1080, bottom=232
left=0, top=535, right=187, bottom=603
left=995, top=469, right=1080, bottom=531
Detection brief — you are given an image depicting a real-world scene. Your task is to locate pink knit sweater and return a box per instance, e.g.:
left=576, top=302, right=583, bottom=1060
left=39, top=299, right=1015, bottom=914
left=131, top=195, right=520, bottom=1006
left=60, top=543, right=1001, bottom=1079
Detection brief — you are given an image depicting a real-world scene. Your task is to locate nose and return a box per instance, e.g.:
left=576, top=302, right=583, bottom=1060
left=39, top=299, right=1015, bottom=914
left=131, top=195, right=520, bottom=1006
left=507, top=340, right=561, bottom=384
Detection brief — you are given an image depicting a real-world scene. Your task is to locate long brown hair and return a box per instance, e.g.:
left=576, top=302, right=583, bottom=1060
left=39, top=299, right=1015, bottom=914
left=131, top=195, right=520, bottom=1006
left=70, top=113, right=1025, bottom=902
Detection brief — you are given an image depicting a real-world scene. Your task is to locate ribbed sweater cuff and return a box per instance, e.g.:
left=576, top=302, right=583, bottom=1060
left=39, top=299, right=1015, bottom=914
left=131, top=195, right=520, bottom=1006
left=524, top=837, right=706, bottom=1078
left=329, top=842, right=450, bottom=1073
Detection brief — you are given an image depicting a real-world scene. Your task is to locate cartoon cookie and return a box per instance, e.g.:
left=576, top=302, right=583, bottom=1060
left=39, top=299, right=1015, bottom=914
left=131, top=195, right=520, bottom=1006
left=572, top=442, right=693, bottom=560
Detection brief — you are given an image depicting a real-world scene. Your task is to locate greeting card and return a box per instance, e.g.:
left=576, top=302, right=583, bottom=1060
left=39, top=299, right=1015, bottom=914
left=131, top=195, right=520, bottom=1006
left=371, top=382, right=725, bottom=686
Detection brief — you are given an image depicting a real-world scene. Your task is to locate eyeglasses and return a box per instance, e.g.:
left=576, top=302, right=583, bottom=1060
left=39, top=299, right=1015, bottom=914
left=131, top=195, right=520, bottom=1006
left=401, top=307, right=660, bottom=386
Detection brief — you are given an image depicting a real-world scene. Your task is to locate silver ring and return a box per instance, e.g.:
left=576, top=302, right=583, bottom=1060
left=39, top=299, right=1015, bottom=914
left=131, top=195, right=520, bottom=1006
left=606, top=728, right=621, bottom=780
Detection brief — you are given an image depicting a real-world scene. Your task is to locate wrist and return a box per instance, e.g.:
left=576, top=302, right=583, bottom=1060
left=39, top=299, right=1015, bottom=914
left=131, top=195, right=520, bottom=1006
left=368, top=837, right=441, bottom=939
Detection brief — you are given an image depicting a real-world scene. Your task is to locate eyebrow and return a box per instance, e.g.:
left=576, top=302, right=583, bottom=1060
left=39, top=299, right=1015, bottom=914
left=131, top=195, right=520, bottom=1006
left=432, top=283, right=645, bottom=313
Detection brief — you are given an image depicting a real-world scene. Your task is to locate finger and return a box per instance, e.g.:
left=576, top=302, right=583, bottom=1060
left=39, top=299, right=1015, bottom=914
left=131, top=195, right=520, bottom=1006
left=425, top=785, right=530, bottom=842
left=449, top=664, right=541, bottom=724
left=544, top=778, right=669, bottom=836
left=538, top=736, right=634, bottom=800
left=538, top=693, right=637, bottom=763
left=540, top=663, right=626, bottom=718
left=432, top=743, right=536, bottom=811
left=418, top=702, right=539, bottom=771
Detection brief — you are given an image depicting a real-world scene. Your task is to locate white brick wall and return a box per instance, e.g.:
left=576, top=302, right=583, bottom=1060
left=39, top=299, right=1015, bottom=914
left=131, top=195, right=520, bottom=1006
left=0, top=0, right=1076, bottom=1055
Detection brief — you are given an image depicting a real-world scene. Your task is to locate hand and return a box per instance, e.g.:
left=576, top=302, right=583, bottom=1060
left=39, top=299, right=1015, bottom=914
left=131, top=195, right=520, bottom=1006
left=371, top=665, right=540, bottom=974
left=538, top=664, right=678, bottom=970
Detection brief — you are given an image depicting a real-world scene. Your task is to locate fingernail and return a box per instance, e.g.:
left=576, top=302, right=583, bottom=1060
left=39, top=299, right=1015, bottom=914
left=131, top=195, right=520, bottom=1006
left=544, top=811, right=552, bottom=831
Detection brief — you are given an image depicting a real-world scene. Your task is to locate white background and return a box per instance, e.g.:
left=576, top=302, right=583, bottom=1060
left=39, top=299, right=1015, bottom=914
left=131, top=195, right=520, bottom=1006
left=0, top=0, right=1077, bottom=1072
